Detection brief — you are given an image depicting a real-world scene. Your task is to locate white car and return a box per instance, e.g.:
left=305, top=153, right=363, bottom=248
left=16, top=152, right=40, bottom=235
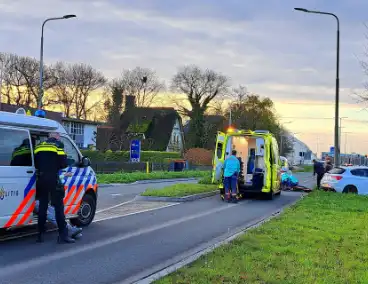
left=320, top=166, right=368, bottom=194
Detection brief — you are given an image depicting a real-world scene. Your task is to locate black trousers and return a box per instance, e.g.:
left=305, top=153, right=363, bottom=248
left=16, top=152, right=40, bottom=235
left=316, top=173, right=324, bottom=188
left=37, top=177, right=67, bottom=237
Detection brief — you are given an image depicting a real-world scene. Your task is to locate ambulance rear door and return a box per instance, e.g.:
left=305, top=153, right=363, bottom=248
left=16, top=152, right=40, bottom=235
left=212, top=131, right=227, bottom=184
left=0, top=127, right=35, bottom=229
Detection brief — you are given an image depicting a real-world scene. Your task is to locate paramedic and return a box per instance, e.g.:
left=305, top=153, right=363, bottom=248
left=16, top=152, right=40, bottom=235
left=223, top=149, right=240, bottom=202
left=313, top=159, right=325, bottom=189
left=34, top=132, right=75, bottom=244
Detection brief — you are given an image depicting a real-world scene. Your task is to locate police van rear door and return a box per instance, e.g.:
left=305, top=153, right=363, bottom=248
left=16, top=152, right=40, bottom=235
left=0, top=127, right=36, bottom=229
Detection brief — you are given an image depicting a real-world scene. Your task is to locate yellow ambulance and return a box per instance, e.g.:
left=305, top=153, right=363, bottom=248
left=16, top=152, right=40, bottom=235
left=212, top=128, right=281, bottom=200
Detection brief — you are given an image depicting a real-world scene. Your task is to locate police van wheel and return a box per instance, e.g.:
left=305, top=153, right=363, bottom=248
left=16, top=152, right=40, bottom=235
left=70, top=194, right=96, bottom=227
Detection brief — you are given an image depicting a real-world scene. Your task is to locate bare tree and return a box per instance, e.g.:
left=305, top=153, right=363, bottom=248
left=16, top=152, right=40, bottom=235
left=171, top=65, right=229, bottom=148
left=0, top=53, right=17, bottom=105
left=114, top=67, right=164, bottom=108
left=51, top=62, right=106, bottom=119
left=13, top=55, right=56, bottom=107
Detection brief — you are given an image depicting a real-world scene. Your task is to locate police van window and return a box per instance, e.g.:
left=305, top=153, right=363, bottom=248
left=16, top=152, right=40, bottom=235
left=60, top=136, right=80, bottom=166
left=0, top=128, right=32, bottom=167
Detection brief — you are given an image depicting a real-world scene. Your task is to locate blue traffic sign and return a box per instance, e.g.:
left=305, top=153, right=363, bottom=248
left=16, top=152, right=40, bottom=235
left=330, top=146, right=334, bottom=154
left=130, top=140, right=141, bottom=162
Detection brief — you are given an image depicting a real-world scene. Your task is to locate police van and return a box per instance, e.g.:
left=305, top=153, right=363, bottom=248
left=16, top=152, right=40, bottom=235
left=212, top=128, right=281, bottom=200
left=0, top=110, right=98, bottom=232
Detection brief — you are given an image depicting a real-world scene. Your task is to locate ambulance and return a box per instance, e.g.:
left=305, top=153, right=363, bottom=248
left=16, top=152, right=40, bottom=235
left=0, top=110, right=98, bottom=232
left=212, top=128, right=281, bottom=200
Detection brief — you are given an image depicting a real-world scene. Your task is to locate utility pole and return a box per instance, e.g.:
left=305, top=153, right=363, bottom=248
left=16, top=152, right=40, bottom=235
left=294, top=8, right=340, bottom=166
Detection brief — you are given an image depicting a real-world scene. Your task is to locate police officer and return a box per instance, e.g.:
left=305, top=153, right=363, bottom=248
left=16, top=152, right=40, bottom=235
left=34, top=132, right=75, bottom=244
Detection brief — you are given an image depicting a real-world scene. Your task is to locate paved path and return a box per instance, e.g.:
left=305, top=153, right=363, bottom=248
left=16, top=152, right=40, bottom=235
left=0, top=191, right=302, bottom=284
left=293, top=172, right=316, bottom=189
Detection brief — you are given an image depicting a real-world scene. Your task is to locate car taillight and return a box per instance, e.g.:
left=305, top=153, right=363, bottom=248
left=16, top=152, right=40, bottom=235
left=331, top=175, right=343, bottom=181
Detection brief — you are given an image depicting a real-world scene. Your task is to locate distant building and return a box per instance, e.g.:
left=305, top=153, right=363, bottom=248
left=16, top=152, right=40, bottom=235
left=96, top=95, right=185, bottom=152
left=0, top=103, right=102, bottom=149
left=286, top=135, right=316, bottom=165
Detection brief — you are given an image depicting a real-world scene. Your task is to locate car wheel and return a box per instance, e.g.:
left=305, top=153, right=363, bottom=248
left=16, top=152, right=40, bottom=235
left=70, top=193, right=96, bottom=227
left=343, top=185, right=358, bottom=194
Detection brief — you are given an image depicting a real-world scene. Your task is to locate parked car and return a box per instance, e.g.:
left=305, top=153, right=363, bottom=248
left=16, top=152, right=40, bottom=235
left=320, top=166, right=368, bottom=194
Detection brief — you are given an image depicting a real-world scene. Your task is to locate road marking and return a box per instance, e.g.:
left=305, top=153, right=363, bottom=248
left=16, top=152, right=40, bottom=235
left=96, top=199, right=134, bottom=214
left=0, top=203, right=238, bottom=277
left=1, top=200, right=176, bottom=242
left=94, top=203, right=179, bottom=223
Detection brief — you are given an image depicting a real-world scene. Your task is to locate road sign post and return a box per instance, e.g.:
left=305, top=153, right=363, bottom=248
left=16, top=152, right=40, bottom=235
left=130, top=139, right=141, bottom=163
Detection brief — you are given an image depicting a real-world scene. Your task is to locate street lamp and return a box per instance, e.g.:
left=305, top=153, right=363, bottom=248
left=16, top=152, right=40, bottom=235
left=294, top=7, right=340, bottom=166
left=38, top=14, right=76, bottom=110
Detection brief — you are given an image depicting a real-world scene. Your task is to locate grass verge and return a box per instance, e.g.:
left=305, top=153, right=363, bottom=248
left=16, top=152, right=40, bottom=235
left=141, top=183, right=218, bottom=197
left=156, top=191, right=368, bottom=283
left=97, top=170, right=209, bottom=184
left=293, top=164, right=313, bottom=172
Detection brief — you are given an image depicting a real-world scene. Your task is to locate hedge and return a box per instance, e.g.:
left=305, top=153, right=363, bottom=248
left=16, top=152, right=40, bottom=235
left=81, top=150, right=182, bottom=163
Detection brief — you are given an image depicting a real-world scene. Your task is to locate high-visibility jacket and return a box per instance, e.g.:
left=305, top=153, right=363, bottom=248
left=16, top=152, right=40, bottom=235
left=34, top=138, right=68, bottom=177
left=10, top=142, right=32, bottom=166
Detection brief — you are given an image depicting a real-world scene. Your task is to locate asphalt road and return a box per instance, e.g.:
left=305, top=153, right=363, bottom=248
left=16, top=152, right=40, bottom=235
left=0, top=173, right=311, bottom=284
left=96, top=179, right=197, bottom=211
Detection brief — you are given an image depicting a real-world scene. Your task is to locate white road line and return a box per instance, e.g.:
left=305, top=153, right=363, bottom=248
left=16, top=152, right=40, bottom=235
left=94, top=203, right=179, bottom=223
left=0, top=203, right=238, bottom=277
left=0, top=202, right=179, bottom=242
left=96, top=200, right=135, bottom=214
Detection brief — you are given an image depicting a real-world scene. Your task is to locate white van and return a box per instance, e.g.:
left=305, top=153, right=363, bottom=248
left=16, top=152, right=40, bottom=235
left=0, top=110, right=98, bottom=232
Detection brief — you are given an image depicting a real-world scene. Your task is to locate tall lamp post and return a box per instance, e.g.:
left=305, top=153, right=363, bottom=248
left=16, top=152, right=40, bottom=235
left=294, top=7, right=340, bottom=166
left=38, top=14, right=76, bottom=110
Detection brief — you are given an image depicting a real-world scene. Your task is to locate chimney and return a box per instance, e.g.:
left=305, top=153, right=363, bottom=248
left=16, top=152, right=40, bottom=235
left=125, top=95, right=136, bottom=110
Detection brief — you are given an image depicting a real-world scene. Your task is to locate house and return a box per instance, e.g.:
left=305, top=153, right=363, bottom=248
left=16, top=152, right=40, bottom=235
left=286, top=135, right=316, bottom=165
left=62, top=117, right=103, bottom=149
left=0, top=103, right=102, bottom=149
left=96, top=95, right=185, bottom=152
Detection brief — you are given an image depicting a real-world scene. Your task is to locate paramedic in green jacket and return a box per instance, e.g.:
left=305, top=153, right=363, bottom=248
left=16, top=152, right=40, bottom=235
left=223, top=150, right=240, bottom=203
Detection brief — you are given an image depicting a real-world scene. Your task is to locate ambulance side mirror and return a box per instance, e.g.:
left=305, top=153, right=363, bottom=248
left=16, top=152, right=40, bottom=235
left=81, top=156, right=91, bottom=167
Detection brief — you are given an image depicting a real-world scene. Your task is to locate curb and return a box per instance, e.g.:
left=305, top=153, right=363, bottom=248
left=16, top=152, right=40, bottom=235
left=132, top=194, right=305, bottom=284
left=99, top=178, right=199, bottom=188
left=135, top=190, right=219, bottom=203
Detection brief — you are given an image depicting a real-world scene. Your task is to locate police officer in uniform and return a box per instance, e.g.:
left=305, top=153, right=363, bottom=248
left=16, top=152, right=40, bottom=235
left=34, top=132, right=75, bottom=243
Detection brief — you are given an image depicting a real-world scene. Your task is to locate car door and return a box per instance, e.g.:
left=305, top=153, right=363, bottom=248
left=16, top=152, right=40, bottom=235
left=60, top=136, right=93, bottom=215
left=0, top=127, right=35, bottom=229
left=350, top=169, right=368, bottom=194
left=212, top=131, right=227, bottom=184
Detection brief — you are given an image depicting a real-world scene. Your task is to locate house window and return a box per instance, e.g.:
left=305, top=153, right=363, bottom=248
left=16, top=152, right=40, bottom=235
left=65, top=122, right=84, bottom=148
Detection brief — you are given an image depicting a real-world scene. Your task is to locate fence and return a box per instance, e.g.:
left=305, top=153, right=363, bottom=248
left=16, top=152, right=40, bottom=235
left=91, top=161, right=212, bottom=174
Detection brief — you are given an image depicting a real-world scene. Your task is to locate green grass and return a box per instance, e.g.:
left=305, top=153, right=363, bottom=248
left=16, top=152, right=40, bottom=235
left=198, top=175, right=212, bottom=185
left=294, top=164, right=314, bottom=172
left=97, top=170, right=209, bottom=184
left=156, top=191, right=368, bottom=284
left=141, top=183, right=218, bottom=197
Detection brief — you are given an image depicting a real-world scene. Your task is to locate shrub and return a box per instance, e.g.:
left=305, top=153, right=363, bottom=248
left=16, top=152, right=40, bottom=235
left=81, top=150, right=181, bottom=163
left=184, top=148, right=213, bottom=166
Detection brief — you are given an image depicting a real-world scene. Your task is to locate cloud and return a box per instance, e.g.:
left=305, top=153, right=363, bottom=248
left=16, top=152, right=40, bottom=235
left=1, top=0, right=368, bottom=153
